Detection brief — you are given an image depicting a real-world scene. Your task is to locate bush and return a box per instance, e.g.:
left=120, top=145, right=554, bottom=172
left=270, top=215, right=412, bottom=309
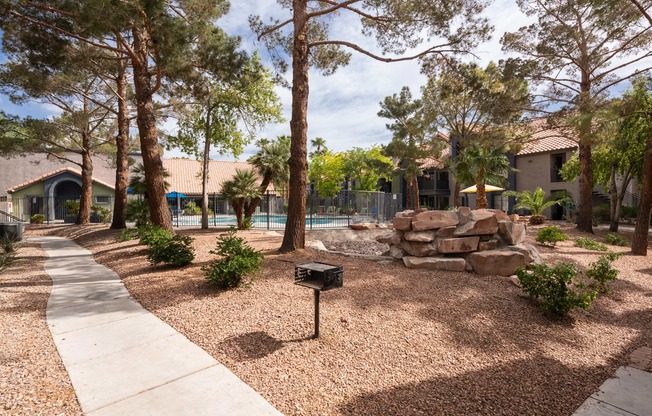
left=620, top=205, right=638, bottom=223
left=30, top=214, right=45, bottom=224
left=574, top=237, right=608, bottom=251
left=116, top=228, right=140, bottom=242
left=91, top=205, right=112, bottom=223
left=586, top=252, right=622, bottom=293
left=592, top=204, right=611, bottom=225
left=516, top=263, right=596, bottom=317
left=137, top=226, right=174, bottom=246
left=183, top=201, right=202, bottom=215
left=146, top=234, right=195, bottom=267
left=147, top=234, right=195, bottom=267
left=604, top=233, right=629, bottom=247
left=0, top=238, right=17, bottom=273
left=529, top=214, right=546, bottom=225
left=536, top=226, right=568, bottom=246
left=125, top=199, right=150, bottom=227
left=65, top=200, right=80, bottom=215
left=203, top=227, right=263, bottom=288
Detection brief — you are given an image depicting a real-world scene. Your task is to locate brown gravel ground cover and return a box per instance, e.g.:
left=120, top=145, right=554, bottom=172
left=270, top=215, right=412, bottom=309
left=0, top=241, right=82, bottom=415
left=7, top=222, right=652, bottom=416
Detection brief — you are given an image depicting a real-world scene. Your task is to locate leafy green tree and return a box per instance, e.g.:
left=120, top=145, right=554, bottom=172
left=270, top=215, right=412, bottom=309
left=451, top=143, right=514, bottom=209
left=620, top=0, right=652, bottom=255
left=421, top=59, right=530, bottom=206
left=1, top=1, right=243, bottom=231
left=0, top=57, right=114, bottom=224
left=502, top=0, right=652, bottom=233
left=251, top=0, right=491, bottom=252
left=221, top=169, right=262, bottom=230
left=504, top=187, right=571, bottom=224
left=379, top=87, right=446, bottom=209
left=340, top=146, right=394, bottom=191
left=308, top=150, right=345, bottom=197
left=168, top=53, right=283, bottom=229
left=246, top=136, right=291, bottom=219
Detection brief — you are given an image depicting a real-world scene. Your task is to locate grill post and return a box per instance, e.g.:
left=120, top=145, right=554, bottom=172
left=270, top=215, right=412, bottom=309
left=314, top=289, right=320, bottom=338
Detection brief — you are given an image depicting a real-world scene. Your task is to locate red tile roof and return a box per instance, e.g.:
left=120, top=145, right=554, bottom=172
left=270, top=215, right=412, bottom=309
left=162, top=158, right=268, bottom=195
left=517, top=119, right=578, bottom=155
left=419, top=147, right=451, bottom=170
left=5, top=167, right=115, bottom=193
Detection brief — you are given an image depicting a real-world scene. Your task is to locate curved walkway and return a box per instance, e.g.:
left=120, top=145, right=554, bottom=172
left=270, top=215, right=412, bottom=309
left=32, top=236, right=282, bottom=416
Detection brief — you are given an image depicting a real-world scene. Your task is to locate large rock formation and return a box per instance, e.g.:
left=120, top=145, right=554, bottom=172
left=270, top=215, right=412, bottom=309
left=377, top=208, right=541, bottom=276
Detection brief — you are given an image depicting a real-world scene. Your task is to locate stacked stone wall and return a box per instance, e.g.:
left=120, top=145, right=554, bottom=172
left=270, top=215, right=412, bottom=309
left=376, top=207, right=542, bottom=276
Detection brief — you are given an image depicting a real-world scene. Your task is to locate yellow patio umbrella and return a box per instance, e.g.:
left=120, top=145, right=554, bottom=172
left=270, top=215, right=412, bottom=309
left=460, top=184, right=505, bottom=193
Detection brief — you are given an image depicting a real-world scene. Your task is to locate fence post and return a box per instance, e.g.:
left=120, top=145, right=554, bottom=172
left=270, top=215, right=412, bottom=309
left=266, top=190, right=270, bottom=230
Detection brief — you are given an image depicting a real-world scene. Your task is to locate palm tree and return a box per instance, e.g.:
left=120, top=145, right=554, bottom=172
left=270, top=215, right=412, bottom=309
left=310, top=137, right=327, bottom=157
left=246, top=137, right=290, bottom=219
left=504, top=187, right=572, bottom=224
left=221, top=169, right=261, bottom=229
left=128, top=162, right=170, bottom=199
left=452, top=143, right=514, bottom=209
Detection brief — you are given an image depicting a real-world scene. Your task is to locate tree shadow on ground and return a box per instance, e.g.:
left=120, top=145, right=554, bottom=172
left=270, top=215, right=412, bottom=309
left=339, top=355, right=613, bottom=416
left=218, top=331, right=312, bottom=361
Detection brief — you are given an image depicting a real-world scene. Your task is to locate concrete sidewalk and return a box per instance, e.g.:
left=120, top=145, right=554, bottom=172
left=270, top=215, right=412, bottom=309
left=573, top=366, right=652, bottom=416
left=33, top=236, right=282, bottom=416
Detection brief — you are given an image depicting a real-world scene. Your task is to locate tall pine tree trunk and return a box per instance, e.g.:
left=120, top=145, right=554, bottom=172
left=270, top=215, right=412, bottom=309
left=77, top=146, right=93, bottom=224
left=111, top=56, right=129, bottom=229
left=201, top=109, right=211, bottom=230
left=576, top=87, right=594, bottom=233
left=131, top=25, right=172, bottom=231
left=280, top=0, right=309, bottom=253
left=632, top=127, right=652, bottom=255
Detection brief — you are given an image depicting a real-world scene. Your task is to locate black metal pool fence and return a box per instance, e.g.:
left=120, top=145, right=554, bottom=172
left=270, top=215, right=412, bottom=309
left=169, top=189, right=403, bottom=229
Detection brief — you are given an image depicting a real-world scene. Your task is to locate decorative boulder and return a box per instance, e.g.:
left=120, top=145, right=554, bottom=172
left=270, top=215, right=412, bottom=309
left=497, top=220, right=526, bottom=245
left=393, top=216, right=412, bottom=231
left=454, top=210, right=499, bottom=236
left=467, top=250, right=526, bottom=276
left=487, top=209, right=511, bottom=221
left=390, top=245, right=406, bottom=259
left=376, top=231, right=403, bottom=245
left=437, top=236, right=480, bottom=253
left=411, top=210, right=459, bottom=231
left=508, top=243, right=543, bottom=265
left=457, top=206, right=472, bottom=225
left=478, top=239, right=498, bottom=251
left=404, top=230, right=436, bottom=242
left=436, top=225, right=457, bottom=238
left=402, top=256, right=466, bottom=272
left=401, top=240, right=438, bottom=257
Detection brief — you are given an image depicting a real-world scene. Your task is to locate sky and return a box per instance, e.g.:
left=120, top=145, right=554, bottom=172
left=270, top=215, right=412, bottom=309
left=0, top=0, right=649, bottom=161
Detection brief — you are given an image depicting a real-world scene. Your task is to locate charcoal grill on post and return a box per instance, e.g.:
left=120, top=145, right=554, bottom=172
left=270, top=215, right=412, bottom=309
left=294, top=262, right=343, bottom=338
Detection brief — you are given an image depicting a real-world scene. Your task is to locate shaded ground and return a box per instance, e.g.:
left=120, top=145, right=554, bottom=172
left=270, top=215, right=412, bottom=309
left=8, top=222, right=652, bottom=416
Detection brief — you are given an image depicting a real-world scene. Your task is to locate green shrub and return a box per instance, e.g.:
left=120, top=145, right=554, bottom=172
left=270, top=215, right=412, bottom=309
left=30, top=214, right=45, bottom=224
left=516, top=263, right=596, bottom=317
left=592, top=204, right=610, bottom=225
left=604, top=233, right=629, bottom=247
left=0, top=238, right=17, bottom=273
left=65, top=200, right=80, bottom=215
left=202, top=227, right=263, bottom=288
left=574, top=237, right=608, bottom=251
left=586, top=252, right=622, bottom=293
left=147, top=234, right=195, bottom=267
left=91, top=205, right=112, bottom=222
left=183, top=201, right=202, bottom=215
left=536, top=226, right=568, bottom=246
left=137, top=226, right=173, bottom=246
left=620, top=205, right=638, bottom=223
left=0, top=237, right=17, bottom=254
left=125, top=199, right=150, bottom=227
left=116, top=228, right=140, bottom=242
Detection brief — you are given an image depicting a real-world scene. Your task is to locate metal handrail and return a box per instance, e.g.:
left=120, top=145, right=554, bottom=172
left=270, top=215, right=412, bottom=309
left=0, top=209, right=25, bottom=223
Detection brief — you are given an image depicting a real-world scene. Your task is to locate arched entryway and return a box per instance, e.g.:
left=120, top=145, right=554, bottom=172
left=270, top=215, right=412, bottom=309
left=53, top=180, right=81, bottom=220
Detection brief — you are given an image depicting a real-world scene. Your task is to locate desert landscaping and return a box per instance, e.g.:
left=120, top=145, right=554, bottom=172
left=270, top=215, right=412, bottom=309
left=1, top=221, right=651, bottom=416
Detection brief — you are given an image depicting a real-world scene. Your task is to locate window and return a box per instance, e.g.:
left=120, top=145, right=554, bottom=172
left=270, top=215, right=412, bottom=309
left=550, top=153, right=566, bottom=182
left=94, top=195, right=111, bottom=204
left=0, top=196, right=6, bottom=202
